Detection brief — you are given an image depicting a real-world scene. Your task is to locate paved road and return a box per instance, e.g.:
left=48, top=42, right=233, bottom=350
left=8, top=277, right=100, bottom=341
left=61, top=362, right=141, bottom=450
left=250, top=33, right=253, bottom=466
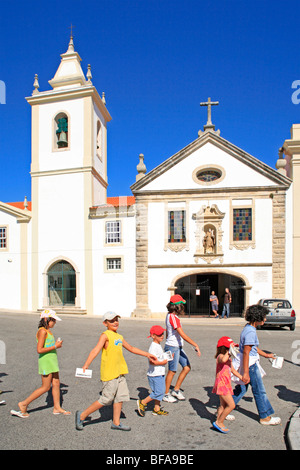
left=0, top=312, right=299, bottom=451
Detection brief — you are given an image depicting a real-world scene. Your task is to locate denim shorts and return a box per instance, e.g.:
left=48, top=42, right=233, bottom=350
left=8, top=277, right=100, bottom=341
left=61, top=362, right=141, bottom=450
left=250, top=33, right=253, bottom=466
left=147, top=375, right=165, bottom=401
left=164, top=344, right=191, bottom=372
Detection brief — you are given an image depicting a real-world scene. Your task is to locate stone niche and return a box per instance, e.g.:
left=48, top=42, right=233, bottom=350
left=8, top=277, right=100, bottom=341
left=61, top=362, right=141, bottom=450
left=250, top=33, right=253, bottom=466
left=193, top=204, right=225, bottom=264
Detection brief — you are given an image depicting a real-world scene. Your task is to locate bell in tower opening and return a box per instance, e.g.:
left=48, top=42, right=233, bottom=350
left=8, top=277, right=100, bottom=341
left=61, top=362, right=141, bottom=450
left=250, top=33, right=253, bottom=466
left=56, top=116, right=68, bottom=148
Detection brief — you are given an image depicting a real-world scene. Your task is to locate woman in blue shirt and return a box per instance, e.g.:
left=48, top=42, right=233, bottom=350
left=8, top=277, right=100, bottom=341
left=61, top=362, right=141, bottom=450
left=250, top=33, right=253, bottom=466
left=233, top=305, right=281, bottom=426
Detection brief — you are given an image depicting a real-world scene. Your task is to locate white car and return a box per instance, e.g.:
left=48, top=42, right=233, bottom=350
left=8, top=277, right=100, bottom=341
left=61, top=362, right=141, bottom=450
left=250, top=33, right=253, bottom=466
left=257, top=299, right=296, bottom=330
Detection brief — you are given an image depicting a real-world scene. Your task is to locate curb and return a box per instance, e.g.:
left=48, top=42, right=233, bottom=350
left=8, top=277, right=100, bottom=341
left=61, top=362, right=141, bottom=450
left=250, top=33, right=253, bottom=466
left=287, top=408, right=300, bottom=450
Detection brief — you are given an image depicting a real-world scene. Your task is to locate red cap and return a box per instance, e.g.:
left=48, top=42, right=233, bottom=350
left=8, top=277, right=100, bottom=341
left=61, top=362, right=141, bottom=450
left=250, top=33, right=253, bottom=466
left=147, top=325, right=166, bottom=337
left=170, top=294, right=186, bottom=304
left=217, top=336, right=239, bottom=348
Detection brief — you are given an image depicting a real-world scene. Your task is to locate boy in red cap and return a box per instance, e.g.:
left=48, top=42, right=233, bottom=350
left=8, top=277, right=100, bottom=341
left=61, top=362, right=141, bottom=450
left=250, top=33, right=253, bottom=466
left=163, top=295, right=201, bottom=403
left=137, top=325, right=169, bottom=416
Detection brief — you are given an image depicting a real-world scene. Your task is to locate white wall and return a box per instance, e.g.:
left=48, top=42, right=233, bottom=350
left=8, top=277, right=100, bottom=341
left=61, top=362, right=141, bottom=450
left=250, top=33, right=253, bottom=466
left=36, top=171, right=87, bottom=308
left=91, top=214, right=136, bottom=317
left=0, top=212, right=22, bottom=309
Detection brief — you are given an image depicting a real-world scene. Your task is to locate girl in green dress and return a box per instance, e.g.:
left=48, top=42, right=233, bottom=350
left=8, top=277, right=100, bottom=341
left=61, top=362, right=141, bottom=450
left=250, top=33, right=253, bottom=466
left=10, top=310, right=70, bottom=418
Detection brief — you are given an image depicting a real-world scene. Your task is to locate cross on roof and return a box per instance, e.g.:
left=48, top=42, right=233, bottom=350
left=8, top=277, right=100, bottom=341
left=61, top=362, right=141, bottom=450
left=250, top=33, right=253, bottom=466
left=69, top=23, right=75, bottom=38
left=200, top=97, right=219, bottom=131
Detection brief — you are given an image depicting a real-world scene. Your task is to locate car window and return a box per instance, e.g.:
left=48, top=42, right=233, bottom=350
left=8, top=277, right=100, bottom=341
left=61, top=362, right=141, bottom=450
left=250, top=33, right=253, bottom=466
left=262, top=300, right=291, bottom=308
left=263, top=301, right=275, bottom=308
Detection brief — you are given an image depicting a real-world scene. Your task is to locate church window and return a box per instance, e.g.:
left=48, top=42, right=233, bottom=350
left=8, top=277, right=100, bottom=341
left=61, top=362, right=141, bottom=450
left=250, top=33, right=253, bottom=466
left=0, top=227, right=7, bottom=249
left=106, top=257, right=122, bottom=270
left=105, top=221, right=121, bottom=244
left=192, top=165, right=225, bottom=186
left=233, top=208, right=252, bottom=241
left=168, top=210, right=186, bottom=243
left=54, top=112, right=69, bottom=149
left=196, top=169, right=222, bottom=182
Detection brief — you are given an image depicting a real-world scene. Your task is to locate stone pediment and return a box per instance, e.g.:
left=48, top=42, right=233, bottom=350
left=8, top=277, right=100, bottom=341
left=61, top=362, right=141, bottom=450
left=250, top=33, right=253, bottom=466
left=131, top=131, right=291, bottom=194
left=0, top=201, right=31, bottom=223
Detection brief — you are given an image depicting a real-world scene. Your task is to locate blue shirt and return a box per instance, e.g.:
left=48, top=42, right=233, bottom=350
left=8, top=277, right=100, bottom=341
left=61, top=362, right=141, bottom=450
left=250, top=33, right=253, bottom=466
left=239, top=324, right=259, bottom=356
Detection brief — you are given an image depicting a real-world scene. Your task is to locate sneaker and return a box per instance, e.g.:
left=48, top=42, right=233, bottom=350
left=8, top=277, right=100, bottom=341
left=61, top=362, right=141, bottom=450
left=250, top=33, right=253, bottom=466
left=137, top=399, right=145, bottom=417
left=152, top=408, right=169, bottom=416
left=225, top=414, right=235, bottom=421
left=171, top=389, right=185, bottom=400
left=163, top=393, right=177, bottom=403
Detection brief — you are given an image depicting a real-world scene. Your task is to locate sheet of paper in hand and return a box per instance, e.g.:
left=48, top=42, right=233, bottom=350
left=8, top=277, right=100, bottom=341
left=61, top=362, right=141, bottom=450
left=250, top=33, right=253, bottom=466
left=162, top=351, right=173, bottom=361
left=75, top=368, right=93, bottom=378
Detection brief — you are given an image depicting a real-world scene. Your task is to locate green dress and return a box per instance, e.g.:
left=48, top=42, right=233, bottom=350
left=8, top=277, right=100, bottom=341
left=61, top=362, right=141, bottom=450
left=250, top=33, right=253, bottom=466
left=37, top=327, right=59, bottom=375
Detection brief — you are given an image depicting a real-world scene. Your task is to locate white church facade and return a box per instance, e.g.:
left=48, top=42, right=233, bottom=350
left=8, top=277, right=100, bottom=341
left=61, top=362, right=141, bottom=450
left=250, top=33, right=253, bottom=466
left=0, top=38, right=299, bottom=318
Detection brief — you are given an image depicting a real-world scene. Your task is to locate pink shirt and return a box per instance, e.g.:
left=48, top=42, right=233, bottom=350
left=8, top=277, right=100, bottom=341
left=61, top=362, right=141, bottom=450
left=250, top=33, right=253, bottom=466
left=212, top=356, right=233, bottom=396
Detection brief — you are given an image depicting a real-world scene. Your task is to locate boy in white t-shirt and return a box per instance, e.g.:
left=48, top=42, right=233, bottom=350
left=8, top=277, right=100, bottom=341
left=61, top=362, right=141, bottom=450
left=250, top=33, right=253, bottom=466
left=137, top=325, right=169, bottom=416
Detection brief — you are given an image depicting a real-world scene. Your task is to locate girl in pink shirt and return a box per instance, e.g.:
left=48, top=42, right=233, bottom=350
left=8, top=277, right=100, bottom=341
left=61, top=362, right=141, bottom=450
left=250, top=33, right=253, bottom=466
left=212, top=336, right=243, bottom=433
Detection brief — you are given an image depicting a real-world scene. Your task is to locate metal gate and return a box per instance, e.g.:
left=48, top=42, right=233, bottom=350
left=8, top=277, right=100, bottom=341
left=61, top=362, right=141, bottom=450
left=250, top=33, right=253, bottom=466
left=175, top=273, right=245, bottom=317
left=175, top=277, right=211, bottom=316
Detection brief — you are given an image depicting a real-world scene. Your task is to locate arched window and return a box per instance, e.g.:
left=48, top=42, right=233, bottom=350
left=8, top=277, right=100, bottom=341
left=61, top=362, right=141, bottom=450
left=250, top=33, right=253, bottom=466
left=48, top=260, right=76, bottom=306
left=54, top=112, right=69, bottom=149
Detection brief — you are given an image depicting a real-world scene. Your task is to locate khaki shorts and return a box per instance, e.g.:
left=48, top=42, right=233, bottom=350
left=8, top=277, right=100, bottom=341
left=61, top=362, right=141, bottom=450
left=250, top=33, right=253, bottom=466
left=98, top=375, right=130, bottom=406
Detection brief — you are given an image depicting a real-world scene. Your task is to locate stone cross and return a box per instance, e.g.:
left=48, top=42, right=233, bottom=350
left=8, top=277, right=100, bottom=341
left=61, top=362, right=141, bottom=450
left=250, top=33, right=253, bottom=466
left=200, top=97, right=219, bottom=131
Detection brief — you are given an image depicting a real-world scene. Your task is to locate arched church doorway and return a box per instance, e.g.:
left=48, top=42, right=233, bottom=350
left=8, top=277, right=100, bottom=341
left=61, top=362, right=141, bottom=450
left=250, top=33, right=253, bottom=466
left=48, top=260, right=76, bottom=306
left=175, top=273, right=245, bottom=317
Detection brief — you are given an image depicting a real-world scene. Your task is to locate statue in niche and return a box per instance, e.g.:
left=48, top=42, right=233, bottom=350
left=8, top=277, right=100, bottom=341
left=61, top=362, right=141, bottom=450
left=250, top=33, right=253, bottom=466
left=203, top=228, right=215, bottom=254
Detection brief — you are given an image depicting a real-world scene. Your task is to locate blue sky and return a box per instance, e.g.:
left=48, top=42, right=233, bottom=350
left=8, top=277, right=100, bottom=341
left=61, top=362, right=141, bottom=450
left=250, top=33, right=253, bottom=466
left=0, top=0, right=300, bottom=202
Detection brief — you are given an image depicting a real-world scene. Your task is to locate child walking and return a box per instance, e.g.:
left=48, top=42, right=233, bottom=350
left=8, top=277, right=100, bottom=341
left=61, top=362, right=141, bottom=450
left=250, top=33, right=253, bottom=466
left=212, top=336, right=243, bottom=433
left=137, top=325, right=169, bottom=417
left=163, top=294, right=201, bottom=403
left=75, top=312, right=157, bottom=431
left=10, top=309, right=70, bottom=418
left=232, top=304, right=281, bottom=426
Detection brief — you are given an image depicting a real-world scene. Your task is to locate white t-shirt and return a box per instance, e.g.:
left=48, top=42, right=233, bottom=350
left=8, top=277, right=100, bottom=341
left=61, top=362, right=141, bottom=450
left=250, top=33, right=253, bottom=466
left=165, top=313, right=183, bottom=347
left=147, top=341, right=165, bottom=377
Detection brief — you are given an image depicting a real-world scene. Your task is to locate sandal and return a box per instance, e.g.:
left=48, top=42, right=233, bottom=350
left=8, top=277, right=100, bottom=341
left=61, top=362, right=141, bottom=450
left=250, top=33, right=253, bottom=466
left=213, top=421, right=229, bottom=433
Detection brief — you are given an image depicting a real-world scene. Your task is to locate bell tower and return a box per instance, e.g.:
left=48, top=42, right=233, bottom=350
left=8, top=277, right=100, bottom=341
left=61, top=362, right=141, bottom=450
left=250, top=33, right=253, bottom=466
left=26, top=36, right=112, bottom=312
